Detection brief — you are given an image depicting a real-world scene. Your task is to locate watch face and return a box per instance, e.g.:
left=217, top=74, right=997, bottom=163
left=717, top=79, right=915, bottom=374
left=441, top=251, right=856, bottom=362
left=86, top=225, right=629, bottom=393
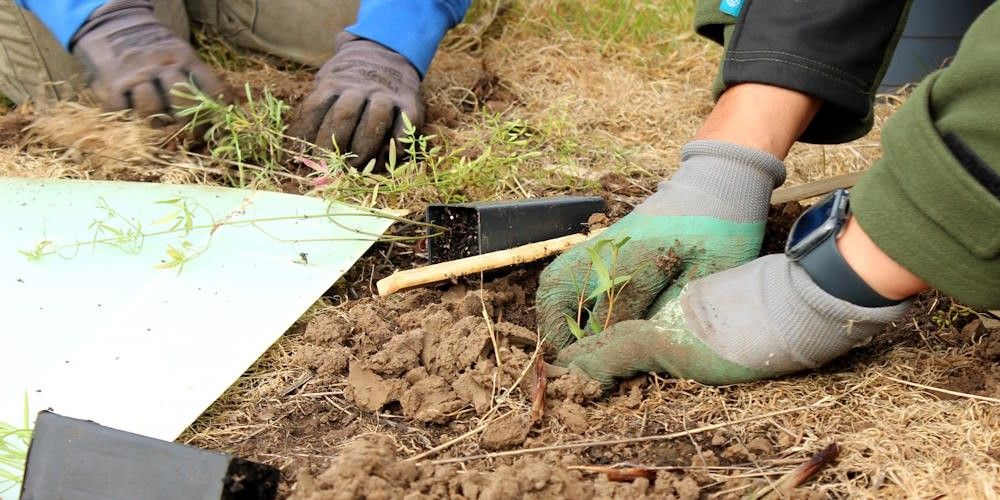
left=785, top=189, right=850, bottom=260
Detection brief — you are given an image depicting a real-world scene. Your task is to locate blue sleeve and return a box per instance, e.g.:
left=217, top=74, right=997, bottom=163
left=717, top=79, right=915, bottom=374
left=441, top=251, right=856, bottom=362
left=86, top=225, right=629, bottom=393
left=15, top=0, right=107, bottom=48
left=345, top=0, right=471, bottom=78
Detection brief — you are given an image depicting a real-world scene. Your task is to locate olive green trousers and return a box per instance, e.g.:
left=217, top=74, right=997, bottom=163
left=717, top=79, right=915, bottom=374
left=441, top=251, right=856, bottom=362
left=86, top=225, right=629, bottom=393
left=0, top=0, right=358, bottom=104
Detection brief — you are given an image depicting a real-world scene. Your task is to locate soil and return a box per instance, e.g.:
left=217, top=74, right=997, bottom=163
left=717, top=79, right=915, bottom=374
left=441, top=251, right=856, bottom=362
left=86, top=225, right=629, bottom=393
left=181, top=202, right=1000, bottom=498
left=281, top=268, right=749, bottom=500
left=0, top=110, right=30, bottom=146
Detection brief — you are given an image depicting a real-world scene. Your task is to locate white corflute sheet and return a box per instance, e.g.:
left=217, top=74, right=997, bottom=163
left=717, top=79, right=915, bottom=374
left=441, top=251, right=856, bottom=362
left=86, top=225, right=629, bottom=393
left=0, top=178, right=395, bottom=495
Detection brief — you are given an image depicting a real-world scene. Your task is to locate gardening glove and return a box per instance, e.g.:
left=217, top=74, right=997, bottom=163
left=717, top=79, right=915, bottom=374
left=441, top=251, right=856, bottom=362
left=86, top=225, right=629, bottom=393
left=555, top=254, right=912, bottom=388
left=537, top=140, right=786, bottom=350
left=291, top=32, right=423, bottom=169
left=70, top=0, right=228, bottom=119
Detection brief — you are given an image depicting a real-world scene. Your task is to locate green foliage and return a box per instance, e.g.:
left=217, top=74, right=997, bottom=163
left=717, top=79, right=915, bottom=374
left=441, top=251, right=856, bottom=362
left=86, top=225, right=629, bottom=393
left=175, top=83, right=296, bottom=188
left=19, top=196, right=419, bottom=271
left=568, top=237, right=634, bottom=339
left=172, top=83, right=575, bottom=210
left=930, top=302, right=975, bottom=330
left=531, top=0, right=694, bottom=54
left=0, top=394, right=32, bottom=495
left=565, top=314, right=587, bottom=340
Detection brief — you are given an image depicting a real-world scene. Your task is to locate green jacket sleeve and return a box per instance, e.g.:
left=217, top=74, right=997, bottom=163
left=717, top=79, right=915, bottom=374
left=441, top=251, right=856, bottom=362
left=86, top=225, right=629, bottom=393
left=852, top=3, right=1000, bottom=309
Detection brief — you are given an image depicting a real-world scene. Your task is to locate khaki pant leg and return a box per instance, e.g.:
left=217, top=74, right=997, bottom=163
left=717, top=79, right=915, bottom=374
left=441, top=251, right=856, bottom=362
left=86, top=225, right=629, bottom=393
left=0, top=0, right=190, bottom=105
left=186, top=0, right=359, bottom=68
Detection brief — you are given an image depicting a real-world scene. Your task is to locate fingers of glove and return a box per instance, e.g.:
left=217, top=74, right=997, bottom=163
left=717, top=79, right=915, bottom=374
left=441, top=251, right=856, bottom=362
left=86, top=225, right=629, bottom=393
left=317, top=90, right=366, bottom=158
left=535, top=251, right=598, bottom=350
left=128, top=80, right=169, bottom=117
left=583, top=241, right=683, bottom=333
left=289, top=87, right=340, bottom=146
left=349, top=95, right=396, bottom=168
left=186, top=62, right=229, bottom=102
left=556, top=320, right=669, bottom=390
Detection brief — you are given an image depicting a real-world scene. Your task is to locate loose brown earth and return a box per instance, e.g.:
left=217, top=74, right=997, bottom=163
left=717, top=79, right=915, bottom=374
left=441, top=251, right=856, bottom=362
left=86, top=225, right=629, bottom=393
left=180, top=208, right=1000, bottom=499
left=2, top=1, right=998, bottom=498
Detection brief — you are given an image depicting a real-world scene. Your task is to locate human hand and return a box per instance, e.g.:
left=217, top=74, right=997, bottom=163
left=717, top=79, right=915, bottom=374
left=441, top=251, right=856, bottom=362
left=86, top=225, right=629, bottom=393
left=536, top=140, right=787, bottom=350
left=71, top=0, right=228, bottom=120
left=291, top=32, right=422, bottom=169
left=553, top=253, right=912, bottom=388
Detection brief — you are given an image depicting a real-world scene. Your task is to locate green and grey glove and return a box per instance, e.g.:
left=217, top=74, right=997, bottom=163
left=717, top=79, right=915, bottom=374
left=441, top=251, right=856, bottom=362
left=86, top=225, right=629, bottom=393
left=291, top=32, right=422, bottom=169
left=536, top=140, right=787, bottom=350
left=71, top=0, right=228, bottom=118
left=556, top=254, right=912, bottom=388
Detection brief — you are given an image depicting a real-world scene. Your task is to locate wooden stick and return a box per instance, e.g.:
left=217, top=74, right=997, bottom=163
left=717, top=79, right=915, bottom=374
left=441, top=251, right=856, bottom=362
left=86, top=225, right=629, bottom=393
left=771, top=171, right=863, bottom=204
left=376, top=228, right=606, bottom=296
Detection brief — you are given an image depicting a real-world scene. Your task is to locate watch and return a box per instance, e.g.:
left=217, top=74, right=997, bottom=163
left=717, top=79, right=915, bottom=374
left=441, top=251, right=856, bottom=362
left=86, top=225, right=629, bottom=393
left=785, top=189, right=901, bottom=307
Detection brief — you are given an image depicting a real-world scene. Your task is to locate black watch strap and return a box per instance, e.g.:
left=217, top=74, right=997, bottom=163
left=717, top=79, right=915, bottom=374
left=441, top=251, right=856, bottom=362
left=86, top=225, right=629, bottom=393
left=798, top=233, right=903, bottom=308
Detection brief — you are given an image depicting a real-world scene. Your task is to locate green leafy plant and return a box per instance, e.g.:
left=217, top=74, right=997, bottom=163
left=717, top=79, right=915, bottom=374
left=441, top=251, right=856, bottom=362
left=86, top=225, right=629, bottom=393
left=174, top=82, right=303, bottom=189
left=565, top=237, right=633, bottom=339
left=0, top=394, right=32, bottom=495
left=930, top=301, right=975, bottom=330
left=19, top=196, right=422, bottom=272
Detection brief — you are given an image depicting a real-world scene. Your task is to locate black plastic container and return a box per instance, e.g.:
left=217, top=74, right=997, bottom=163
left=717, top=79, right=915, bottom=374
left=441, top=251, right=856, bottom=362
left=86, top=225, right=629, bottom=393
left=20, top=411, right=279, bottom=500
left=426, top=196, right=605, bottom=263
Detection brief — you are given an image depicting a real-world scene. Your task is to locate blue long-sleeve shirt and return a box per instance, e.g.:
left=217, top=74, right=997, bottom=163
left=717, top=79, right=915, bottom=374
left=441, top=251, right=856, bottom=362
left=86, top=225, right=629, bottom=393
left=16, top=0, right=471, bottom=77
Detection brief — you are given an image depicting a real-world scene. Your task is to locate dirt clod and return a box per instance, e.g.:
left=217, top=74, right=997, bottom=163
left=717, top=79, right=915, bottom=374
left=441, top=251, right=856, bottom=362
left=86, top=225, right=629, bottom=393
left=481, top=412, right=532, bottom=450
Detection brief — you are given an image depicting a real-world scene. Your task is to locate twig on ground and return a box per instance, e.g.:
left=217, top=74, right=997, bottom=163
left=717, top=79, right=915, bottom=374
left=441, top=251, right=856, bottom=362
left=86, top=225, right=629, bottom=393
left=571, top=465, right=657, bottom=483
left=530, top=356, right=547, bottom=425
left=405, top=408, right=516, bottom=462
left=749, top=443, right=840, bottom=500
left=427, top=398, right=835, bottom=465
left=882, top=375, right=1000, bottom=404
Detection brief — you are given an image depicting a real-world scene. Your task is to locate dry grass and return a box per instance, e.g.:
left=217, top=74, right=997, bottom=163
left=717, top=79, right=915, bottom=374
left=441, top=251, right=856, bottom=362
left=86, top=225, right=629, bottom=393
left=2, top=0, right=996, bottom=498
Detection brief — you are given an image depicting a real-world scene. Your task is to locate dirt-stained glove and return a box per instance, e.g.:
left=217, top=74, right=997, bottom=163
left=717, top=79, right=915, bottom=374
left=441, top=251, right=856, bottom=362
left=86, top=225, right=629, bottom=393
left=536, top=140, right=787, bottom=350
left=555, top=254, right=912, bottom=388
left=291, top=32, right=423, bottom=169
left=70, top=0, right=227, bottom=119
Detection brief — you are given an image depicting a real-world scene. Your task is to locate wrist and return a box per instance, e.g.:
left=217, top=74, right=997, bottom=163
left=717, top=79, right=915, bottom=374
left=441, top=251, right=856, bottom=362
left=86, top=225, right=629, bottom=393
left=837, top=216, right=929, bottom=301
left=694, top=83, right=821, bottom=160
left=649, top=140, right=785, bottom=222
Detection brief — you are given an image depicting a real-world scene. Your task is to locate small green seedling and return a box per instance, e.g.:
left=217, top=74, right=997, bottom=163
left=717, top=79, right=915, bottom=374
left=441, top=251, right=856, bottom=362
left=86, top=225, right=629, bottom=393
left=566, top=237, right=633, bottom=339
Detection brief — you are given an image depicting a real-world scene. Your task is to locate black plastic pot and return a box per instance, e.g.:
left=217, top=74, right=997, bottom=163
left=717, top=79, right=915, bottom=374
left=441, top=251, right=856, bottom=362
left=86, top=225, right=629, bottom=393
left=426, top=196, right=605, bottom=263
left=20, top=411, right=279, bottom=500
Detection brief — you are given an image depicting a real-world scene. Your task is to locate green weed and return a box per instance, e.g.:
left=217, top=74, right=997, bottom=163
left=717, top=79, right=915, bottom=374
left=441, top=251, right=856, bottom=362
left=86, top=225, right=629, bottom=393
left=0, top=394, right=31, bottom=496
left=175, top=83, right=297, bottom=189
left=931, top=302, right=975, bottom=330
left=19, top=196, right=417, bottom=271
left=529, top=0, right=694, bottom=55
left=172, top=81, right=596, bottom=215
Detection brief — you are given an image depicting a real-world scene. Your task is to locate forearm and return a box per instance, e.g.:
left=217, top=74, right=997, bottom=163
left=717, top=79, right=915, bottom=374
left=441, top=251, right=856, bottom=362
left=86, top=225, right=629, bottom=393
left=345, top=0, right=471, bottom=77
left=694, top=83, right=820, bottom=160
left=694, top=0, right=912, bottom=144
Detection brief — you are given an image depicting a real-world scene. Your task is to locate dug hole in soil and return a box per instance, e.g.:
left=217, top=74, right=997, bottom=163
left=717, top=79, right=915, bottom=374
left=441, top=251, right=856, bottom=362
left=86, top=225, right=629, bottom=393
left=213, top=203, right=1000, bottom=499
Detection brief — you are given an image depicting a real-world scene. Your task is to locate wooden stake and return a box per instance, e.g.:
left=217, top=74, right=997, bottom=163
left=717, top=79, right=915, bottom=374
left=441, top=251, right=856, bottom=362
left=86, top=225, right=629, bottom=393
left=770, top=171, right=863, bottom=204
left=376, top=228, right=606, bottom=296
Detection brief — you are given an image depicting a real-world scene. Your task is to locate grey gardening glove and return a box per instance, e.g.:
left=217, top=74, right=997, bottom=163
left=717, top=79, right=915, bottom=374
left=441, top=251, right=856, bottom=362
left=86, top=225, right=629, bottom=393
left=291, top=32, right=423, bottom=169
left=537, top=140, right=787, bottom=350
left=70, top=0, right=228, bottom=119
left=556, top=254, right=913, bottom=388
